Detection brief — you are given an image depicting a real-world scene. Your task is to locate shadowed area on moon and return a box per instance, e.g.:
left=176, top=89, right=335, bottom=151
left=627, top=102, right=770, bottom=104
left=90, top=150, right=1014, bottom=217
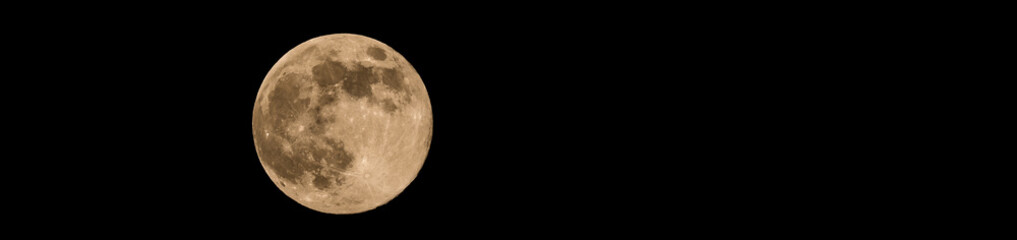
left=253, top=72, right=358, bottom=191
left=253, top=46, right=414, bottom=204
left=366, top=47, right=387, bottom=61
left=311, top=59, right=406, bottom=103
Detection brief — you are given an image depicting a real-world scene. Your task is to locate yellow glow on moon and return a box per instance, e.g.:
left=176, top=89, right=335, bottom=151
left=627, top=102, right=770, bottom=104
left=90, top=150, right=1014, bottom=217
left=252, top=34, right=432, bottom=214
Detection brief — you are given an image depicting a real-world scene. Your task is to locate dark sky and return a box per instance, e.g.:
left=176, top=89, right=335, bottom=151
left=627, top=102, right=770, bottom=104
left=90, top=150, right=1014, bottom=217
left=9, top=13, right=902, bottom=232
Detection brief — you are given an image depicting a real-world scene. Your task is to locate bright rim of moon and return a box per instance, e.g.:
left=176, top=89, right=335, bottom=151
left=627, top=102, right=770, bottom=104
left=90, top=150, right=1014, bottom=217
left=252, top=34, right=432, bottom=214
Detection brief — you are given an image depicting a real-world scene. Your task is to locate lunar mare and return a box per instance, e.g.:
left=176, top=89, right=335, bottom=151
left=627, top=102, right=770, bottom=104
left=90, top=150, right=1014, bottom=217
left=252, top=34, right=432, bottom=214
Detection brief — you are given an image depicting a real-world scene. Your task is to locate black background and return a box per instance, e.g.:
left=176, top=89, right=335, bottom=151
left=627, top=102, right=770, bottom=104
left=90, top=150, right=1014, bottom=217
left=19, top=22, right=688, bottom=228
left=8, top=11, right=919, bottom=232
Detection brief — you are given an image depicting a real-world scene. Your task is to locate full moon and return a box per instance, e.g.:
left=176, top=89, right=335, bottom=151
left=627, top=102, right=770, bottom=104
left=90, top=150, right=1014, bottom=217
left=252, top=34, right=432, bottom=214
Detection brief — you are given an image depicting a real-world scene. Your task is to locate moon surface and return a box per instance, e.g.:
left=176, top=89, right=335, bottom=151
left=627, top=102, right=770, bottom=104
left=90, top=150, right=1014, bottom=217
left=252, top=34, right=432, bottom=214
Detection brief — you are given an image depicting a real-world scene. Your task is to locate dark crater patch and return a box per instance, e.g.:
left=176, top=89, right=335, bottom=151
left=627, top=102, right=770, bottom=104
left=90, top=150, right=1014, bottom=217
left=319, top=138, right=355, bottom=172
left=257, top=137, right=323, bottom=184
left=311, top=60, right=378, bottom=99
left=311, top=61, right=345, bottom=87
left=268, top=74, right=311, bottom=124
left=379, top=68, right=404, bottom=92
left=312, top=173, right=331, bottom=189
left=366, top=47, right=387, bottom=61
left=381, top=99, right=398, bottom=113
left=256, top=136, right=357, bottom=188
left=318, top=93, right=337, bottom=106
left=341, top=63, right=376, bottom=99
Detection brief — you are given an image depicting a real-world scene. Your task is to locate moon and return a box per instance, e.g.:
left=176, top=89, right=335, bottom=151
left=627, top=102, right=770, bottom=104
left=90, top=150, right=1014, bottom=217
left=252, top=34, right=432, bottom=214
